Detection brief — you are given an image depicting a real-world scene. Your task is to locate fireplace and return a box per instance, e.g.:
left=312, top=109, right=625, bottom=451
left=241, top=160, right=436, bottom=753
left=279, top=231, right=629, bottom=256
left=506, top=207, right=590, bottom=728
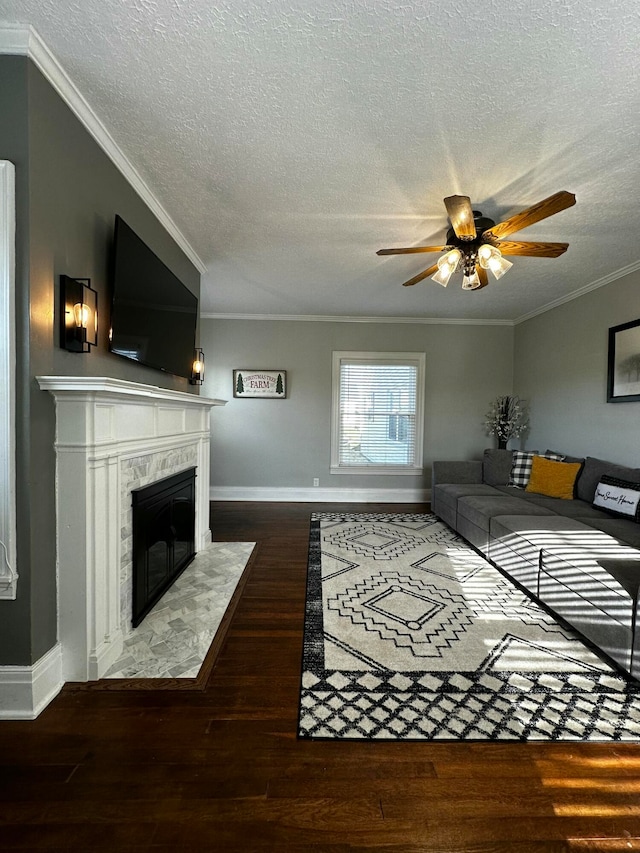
left=131, top=467, right=196, bottom=627
left=37, top=375, right=226, bottom=682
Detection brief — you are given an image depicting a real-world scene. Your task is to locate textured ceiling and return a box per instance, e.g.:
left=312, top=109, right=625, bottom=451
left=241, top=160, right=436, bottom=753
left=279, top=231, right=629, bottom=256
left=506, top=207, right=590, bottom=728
left=2, top=0, right=640, bottom=320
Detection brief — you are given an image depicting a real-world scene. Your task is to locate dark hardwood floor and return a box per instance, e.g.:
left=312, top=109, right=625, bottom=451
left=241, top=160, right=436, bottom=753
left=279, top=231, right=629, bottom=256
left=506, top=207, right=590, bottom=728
left=2, top=501, right=640, bottom=851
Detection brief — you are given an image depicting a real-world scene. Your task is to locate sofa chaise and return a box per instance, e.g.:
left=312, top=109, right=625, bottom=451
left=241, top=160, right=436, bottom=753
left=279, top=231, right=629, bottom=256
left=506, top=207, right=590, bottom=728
left=432, top=449, right=640, bottom=679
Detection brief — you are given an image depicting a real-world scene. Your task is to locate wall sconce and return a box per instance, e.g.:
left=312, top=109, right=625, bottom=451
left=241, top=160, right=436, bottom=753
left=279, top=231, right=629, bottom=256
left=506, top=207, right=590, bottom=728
left=190, top=347, right=205, bottom=385
left=60, top=275, right=97, bottom=353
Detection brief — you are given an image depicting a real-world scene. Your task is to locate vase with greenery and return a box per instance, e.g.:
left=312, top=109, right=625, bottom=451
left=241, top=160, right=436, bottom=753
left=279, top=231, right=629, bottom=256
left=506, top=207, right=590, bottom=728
left=484, top=395, right=529, bottom=449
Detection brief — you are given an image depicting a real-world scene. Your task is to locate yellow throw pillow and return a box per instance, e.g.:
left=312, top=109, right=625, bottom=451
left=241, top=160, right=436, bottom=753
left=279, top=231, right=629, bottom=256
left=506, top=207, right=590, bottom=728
left=525, top=456, right=582, bottom=500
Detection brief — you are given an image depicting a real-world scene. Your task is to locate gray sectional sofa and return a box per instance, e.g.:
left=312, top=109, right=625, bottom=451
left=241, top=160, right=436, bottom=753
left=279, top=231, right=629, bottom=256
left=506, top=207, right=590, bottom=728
left=432, top=450, right=640, bottom=679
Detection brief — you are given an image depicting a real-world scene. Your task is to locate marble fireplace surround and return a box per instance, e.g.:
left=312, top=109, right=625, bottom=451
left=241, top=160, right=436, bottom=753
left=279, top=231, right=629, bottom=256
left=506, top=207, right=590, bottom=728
left=37, top=377, right=226, bottom=682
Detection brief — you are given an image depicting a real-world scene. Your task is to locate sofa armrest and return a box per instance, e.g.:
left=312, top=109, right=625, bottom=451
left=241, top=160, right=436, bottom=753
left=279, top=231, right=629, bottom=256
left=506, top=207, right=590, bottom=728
left=432, top=460, right=483, bottom=487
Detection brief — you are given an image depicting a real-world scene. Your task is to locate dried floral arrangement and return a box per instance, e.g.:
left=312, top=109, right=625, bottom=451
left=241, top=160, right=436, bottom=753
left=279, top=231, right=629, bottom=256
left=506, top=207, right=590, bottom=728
left=484, top=395, right=529, bottom=448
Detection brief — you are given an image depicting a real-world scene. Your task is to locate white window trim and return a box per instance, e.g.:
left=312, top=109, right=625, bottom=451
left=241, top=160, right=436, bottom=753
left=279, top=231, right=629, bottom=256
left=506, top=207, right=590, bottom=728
left=330, top=351, right=426, bottom=476
left=0, top=161, right=17, bottom=599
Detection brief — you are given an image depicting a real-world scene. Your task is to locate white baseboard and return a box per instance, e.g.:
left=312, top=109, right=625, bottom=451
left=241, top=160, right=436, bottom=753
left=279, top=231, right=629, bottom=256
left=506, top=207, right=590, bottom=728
left=0, top=642, right=64, bottom=720
left=87, top=631, right=124, bottom=682
left=211, top=486, right=431, bottom=503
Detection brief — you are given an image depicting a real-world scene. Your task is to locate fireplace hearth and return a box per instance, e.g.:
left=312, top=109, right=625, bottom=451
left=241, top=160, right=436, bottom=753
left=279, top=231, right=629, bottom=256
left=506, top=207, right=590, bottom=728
left=131, top=467, right=196, bottom=627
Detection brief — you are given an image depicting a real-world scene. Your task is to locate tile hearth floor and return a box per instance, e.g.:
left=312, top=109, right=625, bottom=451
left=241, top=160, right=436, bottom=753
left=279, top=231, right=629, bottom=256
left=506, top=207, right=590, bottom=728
left=103, top=541, right=255, bottom=679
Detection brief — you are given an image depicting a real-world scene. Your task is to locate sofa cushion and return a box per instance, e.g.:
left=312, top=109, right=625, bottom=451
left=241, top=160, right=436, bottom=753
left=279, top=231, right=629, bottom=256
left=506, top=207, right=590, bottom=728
left=576, top=517, right=640, bottom=550
left=538, top=549, right=637, bottom=673
left=434, top=483, right=501, bottom=509
left=482, top=449, right=514, bottom=486
left=576, top=457, right=640, bottom=503
left=525, top=456, right=582, bottom=500
left=457, top=494, right=555, bottom=532
left=489, top=514, right=595, bottom=594
left=432, top=483, right=501, bottom=529
left=491, top=513, right=595, bottom=541
left=542, top=500, right=610, bottom=520
left=593, top=474, right=640, bottom=523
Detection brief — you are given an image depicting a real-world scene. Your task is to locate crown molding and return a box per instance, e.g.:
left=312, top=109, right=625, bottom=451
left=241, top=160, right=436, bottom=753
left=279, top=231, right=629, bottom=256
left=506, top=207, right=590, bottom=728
left=200, top=312, right=514, bottom=326
left=514, top=259, right=640, bottom=325
left=0, top=23, right=206, bottom=275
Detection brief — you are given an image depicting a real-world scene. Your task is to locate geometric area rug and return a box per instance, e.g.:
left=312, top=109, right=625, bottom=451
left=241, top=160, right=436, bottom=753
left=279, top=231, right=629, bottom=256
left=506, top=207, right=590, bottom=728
left=298, top=513, right=640, bottom=741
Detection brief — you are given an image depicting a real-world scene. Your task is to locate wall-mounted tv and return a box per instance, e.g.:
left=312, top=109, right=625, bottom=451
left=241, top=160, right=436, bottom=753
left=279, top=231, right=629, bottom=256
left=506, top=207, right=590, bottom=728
left=109, top=215, right=198, bottom=380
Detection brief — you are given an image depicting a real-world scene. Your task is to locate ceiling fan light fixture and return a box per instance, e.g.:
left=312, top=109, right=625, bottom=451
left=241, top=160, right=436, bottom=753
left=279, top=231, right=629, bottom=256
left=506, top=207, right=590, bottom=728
left=431, top=265, right=453, bottom=287
left=477, top=244, right=496, bottom=268
left=488, top=252, right=513, bottom=280
left=431, top=248, right=462, bottom=287
left=378, top=189, right=574, bottom=292
left=462, top=269, right=481, bottom=290
left=478, top=244, right=513, bottom=280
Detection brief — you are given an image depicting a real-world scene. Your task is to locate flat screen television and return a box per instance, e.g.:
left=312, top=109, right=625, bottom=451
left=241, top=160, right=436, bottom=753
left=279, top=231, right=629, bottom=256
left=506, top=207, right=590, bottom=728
left=109, top=215, right=198, bottom=380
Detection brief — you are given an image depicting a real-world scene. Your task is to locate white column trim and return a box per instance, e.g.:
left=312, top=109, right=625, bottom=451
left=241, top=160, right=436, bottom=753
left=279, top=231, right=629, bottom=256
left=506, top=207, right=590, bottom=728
left=0, top=161, right=17, bottom=600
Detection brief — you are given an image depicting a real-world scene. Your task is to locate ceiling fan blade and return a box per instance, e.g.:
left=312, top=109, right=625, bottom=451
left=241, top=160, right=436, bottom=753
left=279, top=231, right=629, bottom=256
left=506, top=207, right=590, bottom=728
left=487, top=191, right=576, bottom=240
left=401, top=263, right=439, bottom=287
left=377, top=245, right=445, bottom=256
left=496, top=240, right=569, bottom=258
left=444, top=195, right=476, bottom=239
left=476, top=265, right=489, bottom=289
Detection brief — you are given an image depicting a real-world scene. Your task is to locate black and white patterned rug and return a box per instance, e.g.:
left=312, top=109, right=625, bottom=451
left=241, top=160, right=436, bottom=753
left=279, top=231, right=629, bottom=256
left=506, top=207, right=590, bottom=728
left=298, top=513, right=640, bottom=741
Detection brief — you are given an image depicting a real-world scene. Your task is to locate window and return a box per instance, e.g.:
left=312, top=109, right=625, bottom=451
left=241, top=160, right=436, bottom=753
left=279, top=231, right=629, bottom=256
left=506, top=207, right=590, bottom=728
left=331, top=352, right=425, bottom=475
left=388, top=413, right=409, bottom=442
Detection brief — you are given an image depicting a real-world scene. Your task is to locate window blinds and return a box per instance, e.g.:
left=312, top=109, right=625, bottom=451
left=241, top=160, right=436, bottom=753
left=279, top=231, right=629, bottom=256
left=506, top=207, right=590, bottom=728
left=337, top=361, right=418, bottom=468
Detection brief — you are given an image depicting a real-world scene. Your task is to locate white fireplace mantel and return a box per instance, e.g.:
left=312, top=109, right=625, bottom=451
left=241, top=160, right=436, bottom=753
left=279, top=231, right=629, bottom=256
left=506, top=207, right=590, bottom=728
left=38, top=376, right=226, bottom=682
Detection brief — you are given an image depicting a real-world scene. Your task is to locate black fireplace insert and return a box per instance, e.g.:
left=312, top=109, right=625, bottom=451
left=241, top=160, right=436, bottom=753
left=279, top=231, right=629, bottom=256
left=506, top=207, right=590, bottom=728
left=131, top=467, right=196, bottom=628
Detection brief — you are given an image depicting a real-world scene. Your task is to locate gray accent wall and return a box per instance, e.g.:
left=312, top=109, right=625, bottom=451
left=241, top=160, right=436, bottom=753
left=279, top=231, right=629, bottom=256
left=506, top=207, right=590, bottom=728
left=514, top=270, right=640, bottom=466
left=0, top=57, right=201, bottom=665
left=201, top=319, right=514, bottom=492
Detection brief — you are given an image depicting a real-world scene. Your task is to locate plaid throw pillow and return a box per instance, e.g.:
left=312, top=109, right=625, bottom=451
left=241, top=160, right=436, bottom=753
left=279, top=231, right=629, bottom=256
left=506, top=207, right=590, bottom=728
left=508, top=451, right=564, bottom=489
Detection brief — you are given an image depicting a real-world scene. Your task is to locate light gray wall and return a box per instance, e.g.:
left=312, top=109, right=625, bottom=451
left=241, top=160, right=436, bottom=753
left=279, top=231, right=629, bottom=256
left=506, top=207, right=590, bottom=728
left=201, top=319, right=514, bottom=492
left=514, top=270, right=640, bottom=466
left=0, top=57, right=201, bottom=665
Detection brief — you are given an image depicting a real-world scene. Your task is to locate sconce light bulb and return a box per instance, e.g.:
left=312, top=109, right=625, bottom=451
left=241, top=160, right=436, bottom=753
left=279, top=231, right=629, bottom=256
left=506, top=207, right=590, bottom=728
left=73, top=302, right=91, bottom=329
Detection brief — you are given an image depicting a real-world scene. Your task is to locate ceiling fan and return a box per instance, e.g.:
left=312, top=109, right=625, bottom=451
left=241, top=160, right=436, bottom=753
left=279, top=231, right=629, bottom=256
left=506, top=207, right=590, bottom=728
left=377, top=191, right=576, bottom=290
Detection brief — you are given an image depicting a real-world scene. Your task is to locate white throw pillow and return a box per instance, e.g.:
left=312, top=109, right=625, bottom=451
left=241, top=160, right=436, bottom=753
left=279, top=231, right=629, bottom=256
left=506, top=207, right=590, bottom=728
left=593, top=475, right=640, bottom=522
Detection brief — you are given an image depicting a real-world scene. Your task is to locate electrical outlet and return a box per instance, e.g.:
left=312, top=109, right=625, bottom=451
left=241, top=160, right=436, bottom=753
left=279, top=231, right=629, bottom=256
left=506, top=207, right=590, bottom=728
left=313, top=478, right=320, bottom=487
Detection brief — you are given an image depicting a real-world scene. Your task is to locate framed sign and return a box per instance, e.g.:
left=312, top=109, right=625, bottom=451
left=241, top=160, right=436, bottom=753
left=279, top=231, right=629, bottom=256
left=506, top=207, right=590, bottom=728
left=233, top=369, right=286, bottom=398
left=607, top=318, right=640, bottom=403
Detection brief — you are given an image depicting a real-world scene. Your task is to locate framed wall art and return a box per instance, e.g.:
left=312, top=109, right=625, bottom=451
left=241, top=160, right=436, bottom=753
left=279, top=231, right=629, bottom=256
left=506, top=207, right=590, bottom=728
left=607, top=318, right=640, bottom=403
left=233, top=369, right=286, bottom=398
